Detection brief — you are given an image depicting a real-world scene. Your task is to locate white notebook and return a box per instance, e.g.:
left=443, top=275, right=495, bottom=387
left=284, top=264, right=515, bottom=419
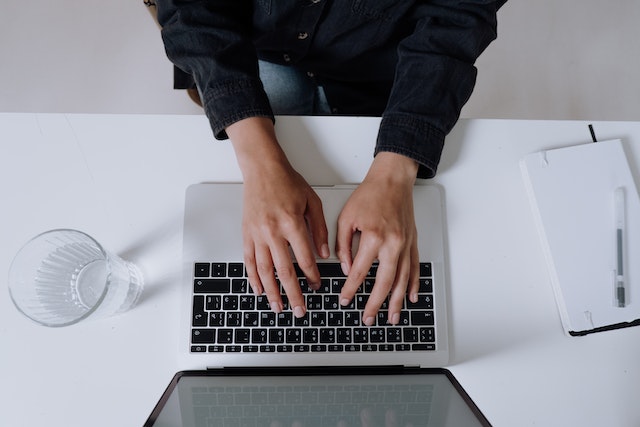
left=521, top=139, right=640, bottom=335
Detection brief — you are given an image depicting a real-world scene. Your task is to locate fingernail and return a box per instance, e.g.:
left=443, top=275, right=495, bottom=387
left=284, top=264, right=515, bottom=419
left=410, top=293, right=418, bottom=303
left=321, top=244, right=330, bottom=258
left=390, top=312, right=400, bottom=325
left=293, top=305, right=306, bottom=318
left=310, top=282, right=321, bottom=291
left=364, top=316, right=375, bottom=326
left=340, top=262, right=350, bottom=275
left=270, top=302, right=282, bottom=313
left=340, top=298, right=351, bottom=307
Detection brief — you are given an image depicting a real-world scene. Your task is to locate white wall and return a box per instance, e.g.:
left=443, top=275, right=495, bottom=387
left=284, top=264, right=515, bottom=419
left=1, top=0, right=638, bottom=121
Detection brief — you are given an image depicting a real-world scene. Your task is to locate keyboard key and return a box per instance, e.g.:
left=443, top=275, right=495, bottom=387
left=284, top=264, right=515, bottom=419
left=209, top=312, right=224, bottom=327
left=194, top=279, right=230, bottom=293
left=337, top=328, right=352, bottom=343
left=406, top=294, right=433, bottom=310
left=252, top=329, right=268, bottom=344
left=228, top=262, right=244, bottom=277
left=311, top=312, right=327, bottom=326
left=413, top=344, right=436, bottom=351
left=353, top=328, right=369, bottom=343
left=239, top=295, right=255, bottom=311
left=303, top=329, right=318, bottom=343
left=307, top=295, right=323, bottom=310
left=320, top=329, right=335, bottom=343
left=344, top=311, right=360, bottom=326
left=192, top=296, right=207, bottom=327
left=387, top=328, right=402, bottom=342
left=243, top=312, right=259, bottom=327
left=191, top=345, right=207, bottom=352
left=370, top=328, right=385, bottom=343
left=286, top=329, right=302, bottom=343
left=192, top=329, right=215, bottom=344
left=419, top=278, right=433, bottom=293
left=277, top=312, right=293, bottom=327
left=207, top=345, right=224, bottom=352
left=217, top=329, right=233, bottom=344
left=226, top=312, right=242, bottom=327
left=212, top=263, right=227, bottom=277
left=194, top=263, right=210, bottom=277
left=223, top=295, right=238, bottom=310
left=260, top=312, right=276, bottom=327
left=323, top=295, right=339, bottom=310
left=317, top=263, right=346, bottom=277
left=420, top=327, right=436, bottom=342
left=232, top=278, right=249, bottom=293
left=206, top=295, right=221, bottom=310
left=243, top=345, right=259, bottom=352
left=420, top=263, right=432, bottom=277
left=327, top=312, right=343, bottom=326
left=403, top=327, right=419, bottom=342
left=411, top=311, right=435, bottom=325
left=269, top=329, right=285, bottom=344
left=235, top=329, right=250, bottom=344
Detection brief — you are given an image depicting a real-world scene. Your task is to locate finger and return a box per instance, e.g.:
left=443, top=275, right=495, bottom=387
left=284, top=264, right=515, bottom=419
left=335, top=216, right=355, bottom=277
left=362, top=252, right=398, bottom=326
left=339, top=242, right=377, bottom=300
left=385, top=408, right=399, bottom=427
left=407, top=240, right=420, bottom=303
left=254, top=243, right=283, bottom=313
left=243, top=239, right=263, bottom=296
left=286, top=222, right=321, bottom=292
left=306, top=194, right=330, bottom=259
left=270, top=241, right=306, bottom=318
left=360, top=408, right=375, bottom=427
left=386, top=252, right=411, bottom=325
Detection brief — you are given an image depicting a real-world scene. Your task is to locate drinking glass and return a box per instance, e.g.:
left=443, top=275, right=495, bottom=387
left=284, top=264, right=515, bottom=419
left=8, top=229, right=144, bottom=327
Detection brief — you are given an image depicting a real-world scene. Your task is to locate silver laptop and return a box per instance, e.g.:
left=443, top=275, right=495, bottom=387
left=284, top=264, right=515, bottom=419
left=143, top=367, right=491, bottom=426
left=179, top=183, right=449, bottom=369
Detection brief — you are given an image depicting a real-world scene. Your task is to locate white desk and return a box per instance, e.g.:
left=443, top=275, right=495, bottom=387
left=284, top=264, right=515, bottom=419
left=1, top=114, right=639, bottom=426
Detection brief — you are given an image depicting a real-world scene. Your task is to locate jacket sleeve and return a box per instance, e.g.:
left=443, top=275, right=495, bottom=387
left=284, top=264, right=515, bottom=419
left=156, top=0, right=273, bottom=140
left=375, top=0, right=503, bottom=178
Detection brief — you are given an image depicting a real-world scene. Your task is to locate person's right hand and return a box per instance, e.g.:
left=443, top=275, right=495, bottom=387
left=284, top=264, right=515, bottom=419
left=226, top=117, right=330, bottom=319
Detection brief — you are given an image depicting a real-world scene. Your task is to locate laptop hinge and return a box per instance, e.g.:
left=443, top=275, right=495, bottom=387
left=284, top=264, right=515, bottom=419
left=211, top=365, right=420, bottom=376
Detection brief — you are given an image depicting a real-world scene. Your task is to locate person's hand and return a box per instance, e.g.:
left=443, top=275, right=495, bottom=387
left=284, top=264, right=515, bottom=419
left=336, top=152, right=420, bottom=326
left=227, top=118, right=330, bottom=318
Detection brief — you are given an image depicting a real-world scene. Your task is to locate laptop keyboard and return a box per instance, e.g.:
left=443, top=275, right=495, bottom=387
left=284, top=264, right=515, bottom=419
left=190, top=262, right=436, bottom=353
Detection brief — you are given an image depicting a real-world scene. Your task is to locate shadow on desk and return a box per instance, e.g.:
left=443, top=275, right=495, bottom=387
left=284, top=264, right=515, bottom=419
left=118, top=215, right=183, bottom=307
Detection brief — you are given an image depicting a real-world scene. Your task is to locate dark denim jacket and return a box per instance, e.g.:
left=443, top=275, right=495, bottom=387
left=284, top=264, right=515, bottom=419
left=157, top=0, right=505, bottom=178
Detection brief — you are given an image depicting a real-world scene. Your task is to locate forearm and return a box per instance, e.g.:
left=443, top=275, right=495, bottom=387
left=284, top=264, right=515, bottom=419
left=156, top=0, right=273, bottom=140
left=378, top=0, right=501, bottom=178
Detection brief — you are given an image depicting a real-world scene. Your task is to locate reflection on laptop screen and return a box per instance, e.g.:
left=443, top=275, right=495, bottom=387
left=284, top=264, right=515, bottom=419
left=147, top=371, right=488, bottom=427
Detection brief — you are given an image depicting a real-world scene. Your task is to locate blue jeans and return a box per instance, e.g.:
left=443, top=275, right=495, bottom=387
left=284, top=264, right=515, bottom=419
left=258, top=60, right=332, bottom=116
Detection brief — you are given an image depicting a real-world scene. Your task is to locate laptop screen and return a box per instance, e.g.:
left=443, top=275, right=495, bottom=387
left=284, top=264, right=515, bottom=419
left=144, top=368, right=490, bottom=426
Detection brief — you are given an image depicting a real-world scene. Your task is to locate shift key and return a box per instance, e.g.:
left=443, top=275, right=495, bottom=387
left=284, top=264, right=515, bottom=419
left=194, top=279, right=230, bottom=293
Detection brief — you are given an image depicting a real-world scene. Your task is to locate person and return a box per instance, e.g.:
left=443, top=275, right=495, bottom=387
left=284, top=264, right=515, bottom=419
left=155, top=0, right=505, bottom=326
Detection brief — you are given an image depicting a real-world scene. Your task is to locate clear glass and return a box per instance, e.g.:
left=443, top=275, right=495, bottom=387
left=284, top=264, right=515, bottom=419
left=8, top=229, right=144, bottom=327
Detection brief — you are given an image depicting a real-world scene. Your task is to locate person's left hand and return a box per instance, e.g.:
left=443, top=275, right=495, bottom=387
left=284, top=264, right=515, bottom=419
left=336, top=152, right=421, bottom=326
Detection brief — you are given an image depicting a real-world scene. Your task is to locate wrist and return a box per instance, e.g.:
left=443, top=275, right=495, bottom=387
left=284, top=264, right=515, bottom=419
left=227, top=117, right=291, bottom=179
left=367, top=152, right=418, bottom=186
